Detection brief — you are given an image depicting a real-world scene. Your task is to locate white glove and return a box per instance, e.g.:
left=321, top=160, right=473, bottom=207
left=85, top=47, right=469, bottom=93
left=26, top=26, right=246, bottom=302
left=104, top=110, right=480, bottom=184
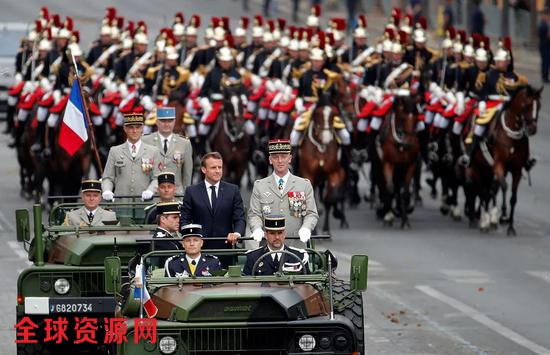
left=102, top=190, right=114, bottom=201
left=251, top=229, right=264, bottom=242
left=478, top=101, right=487, bottom=117
left=299, top=228, right=311, bottom=243
left=141, top=190, right=154, bottom=201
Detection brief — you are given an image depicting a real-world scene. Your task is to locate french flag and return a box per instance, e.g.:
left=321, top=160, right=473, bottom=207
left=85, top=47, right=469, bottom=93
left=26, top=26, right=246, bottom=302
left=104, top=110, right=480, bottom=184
left=134, top=260, right=158, bottom=318
left=58, top=79, right=88, bottom=156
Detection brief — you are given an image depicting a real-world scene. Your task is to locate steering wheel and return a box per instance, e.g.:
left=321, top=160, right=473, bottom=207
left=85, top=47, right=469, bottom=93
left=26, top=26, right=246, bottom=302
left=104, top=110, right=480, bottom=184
left=251, top=250, right=304, bottom=276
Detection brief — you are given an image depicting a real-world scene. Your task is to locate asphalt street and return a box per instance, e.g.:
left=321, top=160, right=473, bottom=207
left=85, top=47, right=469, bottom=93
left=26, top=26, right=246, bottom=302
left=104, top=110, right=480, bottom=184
left=1, top=1, right=550, bottom=354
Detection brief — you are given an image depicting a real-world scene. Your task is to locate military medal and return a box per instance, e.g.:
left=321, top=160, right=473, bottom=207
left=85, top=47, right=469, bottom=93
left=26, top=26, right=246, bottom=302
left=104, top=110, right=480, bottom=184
left=172, top=151, right=184, bottom=165
left=288, top=191, right=307, bottom=218
left=262, top=205, right=271, bottom=215
left=141, top=157, right=153, bottom=173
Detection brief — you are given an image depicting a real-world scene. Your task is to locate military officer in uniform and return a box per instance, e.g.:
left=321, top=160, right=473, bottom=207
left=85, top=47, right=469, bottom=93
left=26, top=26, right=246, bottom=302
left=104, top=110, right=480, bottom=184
left=142, top=107, right=193, bottom=193
left=152, top=201, right=183, bottom=251
left=248, top=139, right=318, bottom=245
left=164, top=224, right=222, bottom=277
left=63, top=179, right=118, bottom=227
left=243, top=214, right=309, bottom=275
left=144, top=172, right=180, bottom=224
left=102, top=112, right=161, bottom=202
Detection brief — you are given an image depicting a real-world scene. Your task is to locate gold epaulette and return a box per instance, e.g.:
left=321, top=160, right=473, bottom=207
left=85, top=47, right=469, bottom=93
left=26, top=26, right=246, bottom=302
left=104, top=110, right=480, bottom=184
left=475, top=71, right=486, bottom=90
left=337, top=63, right=351, bottom=73
left=300, top=62, right=312, bottom=71
left=323, top=69, right=341, bottom=81
left=458, top=61, right=471, bottom=70
left=175, top=66, right=191, bottom=85
left=145, top=65, right=161, bottom=80
left=365, top=57, right=382, bottom=69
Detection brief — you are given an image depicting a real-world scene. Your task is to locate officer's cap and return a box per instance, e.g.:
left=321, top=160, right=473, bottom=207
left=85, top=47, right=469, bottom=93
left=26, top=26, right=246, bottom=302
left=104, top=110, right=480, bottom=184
left=157, top=201, right=181, bottom=215
left=81, top=179, right=102, bottom=193
left=264, top=214, right=285, bottom=231
left=181, top=223, right=203, bottom=238
left=268, top=139, right=292, bottom=154
left=157, top=107, right=176, bottom=120
left=123, top=112, right=144, bottom=126
left=158, top=172, right=176, bottom=185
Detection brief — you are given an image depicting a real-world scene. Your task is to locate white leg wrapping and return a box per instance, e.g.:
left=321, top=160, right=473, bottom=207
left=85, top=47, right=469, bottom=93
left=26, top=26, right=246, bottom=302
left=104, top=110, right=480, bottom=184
left=357, top=118, right=368, bottom=132
left=452, top=122, right=463, bottom=135
left=47, top=113, right=59, bottom=128
left=244, top=120, right=256, bottom=135
left=17, top=109, right=29, bottom=122
left=92, top=115, right=103, bottom=126
left=100, top=104, right=111, bottom=119
left=37, top=107, right=49, bottom=122
left=115, top=112, right=124, bottom=126
left=258, top=108, right=268, bottom=120
left=370, top=116, right=383, bottom=130
left=198, top=123, right=210, bottom=136
left=338, top=129, right=351, bottom=145
left=433, top=113, right=443, bottom=128
left=290, top=130, right=302, bottom=146
left=186, top=124, right=197, bottom=138
left=474, top=124, right=486, bottom=137
left=8, top=96, right=18, bottom=107
left=247, top=101, right=257, bottom=112
left=425, top=111, right=434, bottom=125
left=416, top=121, right=425, bottom=132
left=276, top=112, right=288, bottom=126
left=440, top=117, right=450, bottom=129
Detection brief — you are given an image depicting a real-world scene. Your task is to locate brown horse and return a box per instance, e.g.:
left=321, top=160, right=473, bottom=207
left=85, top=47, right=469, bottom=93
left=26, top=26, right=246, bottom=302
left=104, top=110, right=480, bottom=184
left=15, top=104, right=39, bottom=200
left=209, top=82, right=250, bottom=187
left=299, top=95, right=349, bottom=232
left=490, top=85, right=541, bottom=235
left=374, top=94, right=420, bottom=228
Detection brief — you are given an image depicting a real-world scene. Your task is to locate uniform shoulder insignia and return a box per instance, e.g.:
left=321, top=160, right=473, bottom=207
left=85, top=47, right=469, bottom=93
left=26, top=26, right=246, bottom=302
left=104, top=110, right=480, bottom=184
left=204, top=254, right=219, bottom=259
left=245, top=246, right=263, bottom=254
left=178, top=133, right=189, bottom=139
left=288, top=245, right=306, bottom=254
left=145, top=65, right=161, bottom=80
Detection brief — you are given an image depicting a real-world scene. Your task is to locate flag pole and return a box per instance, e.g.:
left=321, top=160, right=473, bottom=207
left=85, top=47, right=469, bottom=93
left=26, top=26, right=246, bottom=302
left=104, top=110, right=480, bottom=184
left=70, top=50, right=104, bottom=176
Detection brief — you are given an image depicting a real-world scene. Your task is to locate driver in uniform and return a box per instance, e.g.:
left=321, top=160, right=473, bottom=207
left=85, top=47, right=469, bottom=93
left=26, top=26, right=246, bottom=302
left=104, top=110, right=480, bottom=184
left=243, top=214, right=309, bottom=275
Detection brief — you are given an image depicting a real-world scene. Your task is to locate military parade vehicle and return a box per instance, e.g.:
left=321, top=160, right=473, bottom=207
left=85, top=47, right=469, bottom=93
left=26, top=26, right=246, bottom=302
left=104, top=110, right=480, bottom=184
left=15, top=202, right=368, bottom=355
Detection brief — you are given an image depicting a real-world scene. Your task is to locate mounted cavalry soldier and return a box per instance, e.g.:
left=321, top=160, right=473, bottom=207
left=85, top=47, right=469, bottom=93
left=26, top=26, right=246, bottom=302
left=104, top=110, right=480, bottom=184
left=63, top=180, right=118, bottom=227
left=460, top=38, right=535, bottom=170
left=102, top=112, right=161, bottom=202
left=142, top=107, right=193, bottom=193
left=164, top=224, right=222, bottom=278
left=243, top=214, right=309, bottom=275
left=248, top=139, right=318, bottom=245
left=115, top=23, right=149, bottom=81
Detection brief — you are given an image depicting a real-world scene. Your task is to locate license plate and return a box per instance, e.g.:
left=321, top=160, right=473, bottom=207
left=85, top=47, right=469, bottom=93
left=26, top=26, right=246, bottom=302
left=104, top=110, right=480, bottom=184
left=49, top=297, right=116, bottom=314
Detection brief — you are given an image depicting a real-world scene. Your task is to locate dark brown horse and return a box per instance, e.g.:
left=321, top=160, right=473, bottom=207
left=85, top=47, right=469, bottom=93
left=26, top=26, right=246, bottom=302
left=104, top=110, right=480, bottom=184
left=490, top=85, right=541, bottom=235
left=209, top=82, right=250, bottom=187
left=15, top=103, right=39, bottom=200
left=374, top=94, right=420, bottom=228
left=299, top=97, right=348, bottom=232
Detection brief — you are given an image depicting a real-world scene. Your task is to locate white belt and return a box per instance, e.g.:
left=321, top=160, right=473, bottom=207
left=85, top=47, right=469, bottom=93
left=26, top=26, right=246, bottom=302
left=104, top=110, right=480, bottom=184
left=488, top=95, right=510, bottom=102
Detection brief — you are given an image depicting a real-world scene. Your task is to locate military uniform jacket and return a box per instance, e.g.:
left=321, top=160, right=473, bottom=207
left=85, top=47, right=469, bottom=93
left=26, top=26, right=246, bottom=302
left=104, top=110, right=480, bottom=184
left=248, top=173, right=318, bottom=236
left=102, top=142, right=161, bottom=196
left=152, top=226, right=183, bottom=251
left=164, top=253, right=222, bottom=277
left=483, top=68, right=520, bottom=99
left=63, top=206, right=117, bottom=227
left=144, top=200, right=183, bottom=224
left=242, top=245, right=309, bottom=275
left=199, top=66, right=242, bottom=99
left=297, top=68, right=328, bottom=99
left=144, top=64, right=190, bottom=97
left=142, top=133, right=192, bottom=193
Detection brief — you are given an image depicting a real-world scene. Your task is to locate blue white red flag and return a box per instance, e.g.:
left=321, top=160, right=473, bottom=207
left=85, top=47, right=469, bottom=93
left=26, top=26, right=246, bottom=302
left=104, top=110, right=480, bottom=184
left=58, top=79, right=88, bottom=155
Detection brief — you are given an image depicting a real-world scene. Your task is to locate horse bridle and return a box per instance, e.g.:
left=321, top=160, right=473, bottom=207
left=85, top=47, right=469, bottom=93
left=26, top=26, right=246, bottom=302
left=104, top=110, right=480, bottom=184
left=308, top=105, right=335, bottom=153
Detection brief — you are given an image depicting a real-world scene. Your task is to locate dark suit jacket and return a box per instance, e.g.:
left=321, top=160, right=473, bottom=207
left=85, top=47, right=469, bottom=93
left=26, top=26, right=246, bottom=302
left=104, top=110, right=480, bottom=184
left=243, top=245, right=309, bottom=276
left=180, top=180, right=246, bottom=249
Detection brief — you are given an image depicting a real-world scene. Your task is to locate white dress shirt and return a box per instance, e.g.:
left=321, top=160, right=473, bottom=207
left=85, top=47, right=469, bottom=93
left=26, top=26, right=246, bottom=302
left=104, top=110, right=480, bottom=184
left=159, top=133, right=173, bottom=152
left=127, top=140, right=142, bottom=157
left=273, top=171, right=291, bottom=192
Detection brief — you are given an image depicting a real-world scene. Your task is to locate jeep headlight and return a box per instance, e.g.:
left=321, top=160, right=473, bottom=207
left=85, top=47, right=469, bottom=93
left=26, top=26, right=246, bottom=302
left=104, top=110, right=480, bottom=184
left=159, top=336, right=177, bottom=354
left=54, top=278, right=70, bottom=295
left=298, top=334, right=316, bottom=352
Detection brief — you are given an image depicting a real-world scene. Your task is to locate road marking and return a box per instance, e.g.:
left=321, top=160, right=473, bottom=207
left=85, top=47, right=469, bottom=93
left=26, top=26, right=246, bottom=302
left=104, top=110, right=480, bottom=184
left=416, top=285, right=550, bottom=355
left=372, top=285, right=489, bottom=355
left=7, top=241, right=28, bottom=261
left=440, top=269, right=491, bottom=284
left=368, top=280, right=400, bottom=286
left=0, top=210, right=14, bottom=232
left=526, top=271, right=550, bottom=284
left=330, top=250, right=385, bottom=271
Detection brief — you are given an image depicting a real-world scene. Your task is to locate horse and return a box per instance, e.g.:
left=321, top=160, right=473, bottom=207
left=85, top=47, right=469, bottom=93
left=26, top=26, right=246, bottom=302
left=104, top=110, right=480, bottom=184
left=489, top=85, right=541, bottom=235
left=15, top=103, right=39, bottom=200
left=373, top=94, right=420, bottom=228
left=297, top=72, right=355, bottom=233
left=208, top=81, right=250, bottom=187
left=298, top=95, right=349, bottom=232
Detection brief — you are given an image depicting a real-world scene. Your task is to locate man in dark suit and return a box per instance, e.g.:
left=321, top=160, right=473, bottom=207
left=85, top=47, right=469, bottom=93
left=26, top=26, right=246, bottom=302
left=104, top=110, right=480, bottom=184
left=180, top=152, right=246, bottom=253
left=165, top=224, right=222, bottom=277
left=243, top=215, right=309, bottom=275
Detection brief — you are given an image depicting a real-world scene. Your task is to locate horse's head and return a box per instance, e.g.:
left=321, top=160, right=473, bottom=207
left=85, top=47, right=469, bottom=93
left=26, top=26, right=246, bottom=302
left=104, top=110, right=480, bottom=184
left=507, top=84, right=542, bottom=137
left=393, top=95, right=418, bottom=135
left=221, top=78, right=245, bottom=132
left=312, top=103, right=337, bottom=145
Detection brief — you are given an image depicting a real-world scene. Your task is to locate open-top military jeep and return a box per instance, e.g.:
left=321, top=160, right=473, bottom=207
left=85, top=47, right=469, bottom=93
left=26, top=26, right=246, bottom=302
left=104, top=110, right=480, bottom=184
left=15, top=202, right=368, bottom=355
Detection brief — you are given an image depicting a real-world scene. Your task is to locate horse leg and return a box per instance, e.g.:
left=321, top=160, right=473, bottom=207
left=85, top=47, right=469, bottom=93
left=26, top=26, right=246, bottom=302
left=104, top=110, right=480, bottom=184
left=382, top=162, right=395, bottom=226
left=401, top=163, right=416, bottom=228
left=507, top=170, right=521, bottom=236
left=499, top=183, right=509, bottom=224
left=413, top=158, right=423, bottom=206
left=490, top=163, right=506, bottom=229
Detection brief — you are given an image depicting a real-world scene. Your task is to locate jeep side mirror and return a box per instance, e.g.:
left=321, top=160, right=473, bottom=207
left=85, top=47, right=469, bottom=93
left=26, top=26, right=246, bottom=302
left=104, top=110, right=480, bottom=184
left=104, top=256, right=122, bottom=294
left=350, top=255, right=368, bottom=292
left=16, top=209, right=30, bottom=242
